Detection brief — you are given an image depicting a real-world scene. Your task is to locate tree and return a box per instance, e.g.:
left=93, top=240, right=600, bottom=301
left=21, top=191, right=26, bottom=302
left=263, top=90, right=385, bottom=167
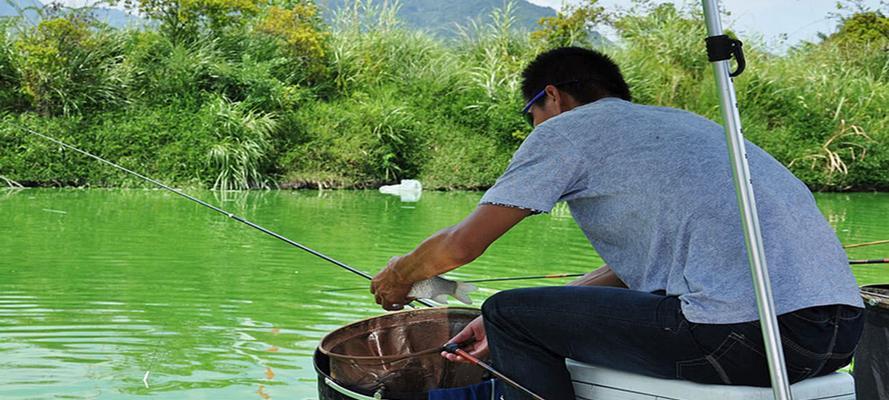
left=831, top=11, right=889, bottom=44
left=115, top=0, right=262, bottom=42
left=255, top=2, right=329, bottom=82
left=14, top=14, right=126, bottom=115
left=531, top=0, right=606, bottom=48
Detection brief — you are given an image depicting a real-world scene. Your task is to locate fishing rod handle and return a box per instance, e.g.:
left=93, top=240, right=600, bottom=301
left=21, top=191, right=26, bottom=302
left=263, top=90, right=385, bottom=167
left=458, top=350, right=547, bottom=400
left=443, top=346, right=546, bottom=400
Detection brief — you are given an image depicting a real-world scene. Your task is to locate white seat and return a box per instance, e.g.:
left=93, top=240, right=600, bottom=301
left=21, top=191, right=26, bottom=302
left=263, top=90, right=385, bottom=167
left=566, top=359, right=855, bottom=400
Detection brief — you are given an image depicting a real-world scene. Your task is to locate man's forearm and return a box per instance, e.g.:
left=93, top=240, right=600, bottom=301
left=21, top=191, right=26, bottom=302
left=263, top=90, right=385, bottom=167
left=389, top=205, right=531, bottom=284
left=567, top=264, right=627, bottom=288
left=395, top=226, right=479, bottom=283
left=371, top=205, right=529, bottom=310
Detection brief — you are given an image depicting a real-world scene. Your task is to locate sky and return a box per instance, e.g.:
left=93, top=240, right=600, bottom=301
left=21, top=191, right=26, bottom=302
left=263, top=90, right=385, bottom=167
left=528, top=0, right=886, bottom=49
left=49, top=0, right=885, bottom=50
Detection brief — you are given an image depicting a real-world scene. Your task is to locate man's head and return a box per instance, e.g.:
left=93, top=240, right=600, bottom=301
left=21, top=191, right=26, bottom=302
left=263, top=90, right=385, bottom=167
left=521, top=47, right=631, bottom=127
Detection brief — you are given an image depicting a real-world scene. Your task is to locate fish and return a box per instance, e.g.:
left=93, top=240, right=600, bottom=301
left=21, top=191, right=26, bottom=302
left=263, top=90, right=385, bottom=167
left=408, top=276, right=477, bottom=305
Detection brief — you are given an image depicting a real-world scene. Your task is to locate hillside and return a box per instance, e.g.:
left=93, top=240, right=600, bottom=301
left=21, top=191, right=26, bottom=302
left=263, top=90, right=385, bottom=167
left=318, top=0, right=556, bottom=36
left=3, top=0, right=552, bottom=35
left=0, top=0, right=41, bottom=20
left=1, top=0, right=143, bottom=28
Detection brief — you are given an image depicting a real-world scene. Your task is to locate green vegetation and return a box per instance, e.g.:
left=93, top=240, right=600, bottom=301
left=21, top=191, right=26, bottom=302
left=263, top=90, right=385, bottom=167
left=0, top=0, right=887, bottom=191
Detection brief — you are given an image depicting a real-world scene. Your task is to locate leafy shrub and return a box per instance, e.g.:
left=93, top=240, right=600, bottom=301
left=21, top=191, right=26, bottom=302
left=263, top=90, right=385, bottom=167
left=123, top=30, right=221, bottom=105
left=116, top=0, right=261, bottom=42
left=14, top=15, right=128, bottom=116
left=0, top=20, right=26, bottom=112
left=746, top=39, right=889, bottom=190
left=451, top=2, right=534, bottom=146
left=831, top=11, right=889, bottom=45
left=609, top=2, right=710, bottom=108
left=531, top=0, right=605, bottom=48
left=282, top=88, right=428, bottom=187
left=202, top=95, right=277, bottom=190
left=255, top=3, right=330, bottom=84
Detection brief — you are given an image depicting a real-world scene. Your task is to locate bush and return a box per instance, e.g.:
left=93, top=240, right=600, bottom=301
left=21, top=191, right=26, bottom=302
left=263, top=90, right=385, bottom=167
left=203, top=95, right=277, bottom=190
left=0, top=20, right=26, bottom=112
left=123, top=30, right=221, bottom=106
left=609, top=2, right=711, bottom=108
left=281, top=88, right=428, bottom=187
left=116, top=0, right=262, bottom=43
left=748, top=40, right=889, bottom=190
left=14, top=15, right=128, bottom=116
left=255, top=3, right=330, bottom=84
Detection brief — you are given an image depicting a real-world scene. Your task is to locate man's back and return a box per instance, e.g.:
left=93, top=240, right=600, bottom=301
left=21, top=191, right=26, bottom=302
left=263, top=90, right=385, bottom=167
left=480, top=97, right=862, bottom=323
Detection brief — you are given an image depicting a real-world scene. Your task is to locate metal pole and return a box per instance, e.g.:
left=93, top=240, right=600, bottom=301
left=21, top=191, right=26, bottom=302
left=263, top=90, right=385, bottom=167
left=700, top=2, right=793, bottom=399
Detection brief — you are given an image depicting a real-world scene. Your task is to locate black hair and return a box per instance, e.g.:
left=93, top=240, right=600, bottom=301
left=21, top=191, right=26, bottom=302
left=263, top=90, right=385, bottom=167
left=521, top=47, right=632, bottom=107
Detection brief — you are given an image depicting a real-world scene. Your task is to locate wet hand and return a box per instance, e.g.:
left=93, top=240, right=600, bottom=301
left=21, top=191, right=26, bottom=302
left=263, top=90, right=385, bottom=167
left=442, top=315, right=488, bottom=363
left=371, top=256, right=414, bottom=311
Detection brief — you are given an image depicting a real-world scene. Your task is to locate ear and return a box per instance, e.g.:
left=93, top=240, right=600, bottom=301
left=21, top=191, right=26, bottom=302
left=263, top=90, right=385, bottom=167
left=544, top=84, right=565, bottom=113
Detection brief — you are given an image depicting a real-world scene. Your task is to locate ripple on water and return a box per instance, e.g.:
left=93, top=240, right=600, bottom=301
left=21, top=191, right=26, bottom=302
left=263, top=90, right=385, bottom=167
left=1, top=189, right=887, bottom=399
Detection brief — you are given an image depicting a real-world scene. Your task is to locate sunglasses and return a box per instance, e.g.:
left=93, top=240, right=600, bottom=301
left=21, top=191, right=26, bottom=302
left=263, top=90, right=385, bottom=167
left=521, top=80, right=583, bottom=127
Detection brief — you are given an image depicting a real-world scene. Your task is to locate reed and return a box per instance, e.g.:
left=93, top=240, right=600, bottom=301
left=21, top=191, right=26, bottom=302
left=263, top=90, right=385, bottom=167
left=205, top=96, right=277, bottom=191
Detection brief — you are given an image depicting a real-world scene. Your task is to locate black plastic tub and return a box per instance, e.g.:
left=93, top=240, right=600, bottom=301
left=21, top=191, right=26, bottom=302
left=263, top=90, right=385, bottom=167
left=854, top=284, right=889, bottom=400
left=315, top=349, right=382, bottom=400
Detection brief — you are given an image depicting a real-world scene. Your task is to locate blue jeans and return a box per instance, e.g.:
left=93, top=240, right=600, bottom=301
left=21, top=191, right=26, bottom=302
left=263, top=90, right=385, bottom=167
left=482, top=286, right=864, bottom=400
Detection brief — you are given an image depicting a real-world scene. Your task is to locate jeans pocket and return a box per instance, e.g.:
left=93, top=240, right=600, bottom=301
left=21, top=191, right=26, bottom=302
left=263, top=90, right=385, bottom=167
left=676, top=332, right=769, bottom=386
left=837, top=306, right=863, bottom=321
left=785, top=307, right=832, bottom=324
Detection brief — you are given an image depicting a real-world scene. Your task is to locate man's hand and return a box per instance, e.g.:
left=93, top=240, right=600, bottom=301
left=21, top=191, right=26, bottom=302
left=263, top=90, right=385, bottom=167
left=441, top=316, right=488, bottom=363
left=371, top=256, right=414, bottom=311
left=370, top=204, right=531, bottom=312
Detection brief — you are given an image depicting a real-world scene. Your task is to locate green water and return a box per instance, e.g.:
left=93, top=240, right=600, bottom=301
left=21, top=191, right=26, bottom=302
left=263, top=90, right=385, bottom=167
left=1, top=189, right=887, bottom=399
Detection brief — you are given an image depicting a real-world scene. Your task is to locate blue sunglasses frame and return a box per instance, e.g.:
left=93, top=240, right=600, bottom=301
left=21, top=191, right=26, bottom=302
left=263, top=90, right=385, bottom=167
left=521, top=80, right=583, bottom=126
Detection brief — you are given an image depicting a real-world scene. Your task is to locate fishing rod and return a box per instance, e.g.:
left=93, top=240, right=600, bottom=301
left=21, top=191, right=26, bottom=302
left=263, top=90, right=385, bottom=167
left=850, top=258, right=889, bottom=265
left=323, top=273, right=586, bottom=293
left=462, top=272, right=584, bottom=283
left=325, top=257, right=889, bottom=294
left=15, top=124, right=436, bottom=308
left=844, top=239, right=889, bottom=249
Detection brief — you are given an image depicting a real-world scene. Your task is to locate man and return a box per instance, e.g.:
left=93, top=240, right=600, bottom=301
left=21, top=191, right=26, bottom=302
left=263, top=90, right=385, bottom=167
left=370, top=47, right=864, bottom=399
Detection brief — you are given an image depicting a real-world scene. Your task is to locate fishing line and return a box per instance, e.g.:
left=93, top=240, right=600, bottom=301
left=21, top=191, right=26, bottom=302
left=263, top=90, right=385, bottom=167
left=13, top=124, right=435, bottom=308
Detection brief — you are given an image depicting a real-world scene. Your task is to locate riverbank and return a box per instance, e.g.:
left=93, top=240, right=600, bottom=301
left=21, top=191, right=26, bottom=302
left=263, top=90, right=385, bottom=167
left=2, top=2, right=887, bottom=191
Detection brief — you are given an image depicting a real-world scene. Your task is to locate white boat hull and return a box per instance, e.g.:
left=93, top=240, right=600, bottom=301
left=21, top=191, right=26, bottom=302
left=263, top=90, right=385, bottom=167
left=566, top=359, right=856, bottom=400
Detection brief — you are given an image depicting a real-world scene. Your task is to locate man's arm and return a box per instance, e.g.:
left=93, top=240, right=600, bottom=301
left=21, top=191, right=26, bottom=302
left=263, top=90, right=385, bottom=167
left=371, top=204, right=532, bottom=309
left=567, top=264, right=627, bottom=288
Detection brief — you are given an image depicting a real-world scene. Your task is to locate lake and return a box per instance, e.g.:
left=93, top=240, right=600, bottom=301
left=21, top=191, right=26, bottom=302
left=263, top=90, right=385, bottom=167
left=1, top=189, right=887, bottom=399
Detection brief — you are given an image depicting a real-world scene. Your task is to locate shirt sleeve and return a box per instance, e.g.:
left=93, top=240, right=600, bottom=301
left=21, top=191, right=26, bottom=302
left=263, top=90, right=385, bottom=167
left=480, top=126, right=586, bottom=213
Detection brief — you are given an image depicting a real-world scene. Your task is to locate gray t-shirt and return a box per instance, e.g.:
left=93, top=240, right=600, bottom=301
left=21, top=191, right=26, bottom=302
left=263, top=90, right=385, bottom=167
left=481, top=97, right=863, bottom=324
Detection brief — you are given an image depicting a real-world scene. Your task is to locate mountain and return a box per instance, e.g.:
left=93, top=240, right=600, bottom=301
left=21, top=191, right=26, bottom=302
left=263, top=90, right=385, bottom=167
left=1, top=0, right=42, bottom=21
left=318, top=0, right=557, bottom=36
left=0, top=0, right=144, bottom=29
left=88, top=7, right=146, bottom=28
